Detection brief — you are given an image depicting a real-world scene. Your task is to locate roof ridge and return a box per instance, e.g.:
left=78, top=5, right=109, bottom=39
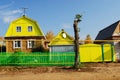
left=95, top=20, right=120, bottom=40
left=99, top=20, right=120, bottom=32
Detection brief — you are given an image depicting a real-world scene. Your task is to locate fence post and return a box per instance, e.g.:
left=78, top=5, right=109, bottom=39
left=111, top=44, right=114, bottom=62
left=101, top=44, right=104, bottom=63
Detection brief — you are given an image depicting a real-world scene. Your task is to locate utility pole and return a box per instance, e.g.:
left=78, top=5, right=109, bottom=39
left=73, top=14, right=82, bottom=69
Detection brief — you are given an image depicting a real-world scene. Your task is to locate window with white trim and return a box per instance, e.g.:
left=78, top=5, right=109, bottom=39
left=27, top=40, right=34, bottom=48
left=16, top=26, right=21, bottom=32
left=28, top=26, right=32, bottom=32
left=13, top=41, right=21, bottom=48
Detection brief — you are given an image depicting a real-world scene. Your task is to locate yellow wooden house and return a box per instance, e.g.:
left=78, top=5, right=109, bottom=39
left=5, top=15, right=45, bottom=52
left=48, top=29, right=74, bottom=52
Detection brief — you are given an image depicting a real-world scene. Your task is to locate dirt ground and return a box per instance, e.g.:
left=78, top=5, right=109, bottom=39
left=0, top=63, right=120, bottom=80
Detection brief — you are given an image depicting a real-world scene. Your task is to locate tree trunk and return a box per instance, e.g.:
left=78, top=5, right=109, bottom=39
left=73, top=20, right=80, bottom=69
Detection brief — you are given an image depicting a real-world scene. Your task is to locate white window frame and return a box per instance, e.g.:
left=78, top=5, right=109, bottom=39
left=27, top=40, right=35, bottom=48
left=13, top=40, right=21, bottom=48
left=16, top=26, right=21, bottom=32
left=28, top=26, right=32, bottom=32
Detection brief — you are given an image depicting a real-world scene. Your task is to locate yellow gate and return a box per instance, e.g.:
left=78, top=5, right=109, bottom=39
left=79, top=44, right=116, bottom=62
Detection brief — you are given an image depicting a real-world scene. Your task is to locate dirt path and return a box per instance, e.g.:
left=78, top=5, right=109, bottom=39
left=0, top=63, right=120, bottom=80
left=0, top=71, right=120, bottom=80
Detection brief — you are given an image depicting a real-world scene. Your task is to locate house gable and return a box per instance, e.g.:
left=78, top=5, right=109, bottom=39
left=49, top=29, right=74, bottom=46
left=95, top=20, right=120, bottom=40
left=5, top=16, right=45, bottom=37
left=113, top=22, right=120, bottom=35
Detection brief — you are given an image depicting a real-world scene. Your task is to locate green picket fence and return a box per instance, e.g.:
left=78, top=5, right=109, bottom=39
left=0, top=52, right=75, bottom=66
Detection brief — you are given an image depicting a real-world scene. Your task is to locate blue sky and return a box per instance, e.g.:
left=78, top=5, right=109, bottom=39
left=1, top=0, right=120, bottom=40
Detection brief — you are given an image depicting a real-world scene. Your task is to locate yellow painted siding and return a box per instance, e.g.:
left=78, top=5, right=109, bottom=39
left=5, top=16, right=44, bottom=37
left=79, top=44, right=116, bottom=62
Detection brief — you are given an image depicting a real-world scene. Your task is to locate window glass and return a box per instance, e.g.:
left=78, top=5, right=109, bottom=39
left=28, top=26, right=32, bottom=32
left=13, top=41, right=21, bottom=48
left=27, top=40, right=34, bottom=48
left=16, top=26, right=21, bottom=32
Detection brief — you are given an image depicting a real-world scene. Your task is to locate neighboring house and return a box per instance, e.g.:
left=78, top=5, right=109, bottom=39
left=0, top=37, right=5, bottom=52
left=49, top=29, right=74, bottom=52
left=0, top=37, right=4, bottom=45
left=5, top=15, right=45, bottom=52
left=95, top=20, right=120, bottom=61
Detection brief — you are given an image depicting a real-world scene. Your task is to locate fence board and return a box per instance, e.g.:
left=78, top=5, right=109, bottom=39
left=0, top=52, right=75, bottom=66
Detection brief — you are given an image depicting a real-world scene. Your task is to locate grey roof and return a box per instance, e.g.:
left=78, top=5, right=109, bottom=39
left=95, top=20, right=120, bottom=40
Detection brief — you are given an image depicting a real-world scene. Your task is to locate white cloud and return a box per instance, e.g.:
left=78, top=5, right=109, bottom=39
left=0, top=1, right=14, bottom=10
left=1, top=9, right=22, bottom=23
left=0, top=1, right=22, bottom=23
left=62, top=23, right=72, bottom=29
left=3, top=16, right=17, bottom=23
left=2, top=9, right=22, bottom=16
